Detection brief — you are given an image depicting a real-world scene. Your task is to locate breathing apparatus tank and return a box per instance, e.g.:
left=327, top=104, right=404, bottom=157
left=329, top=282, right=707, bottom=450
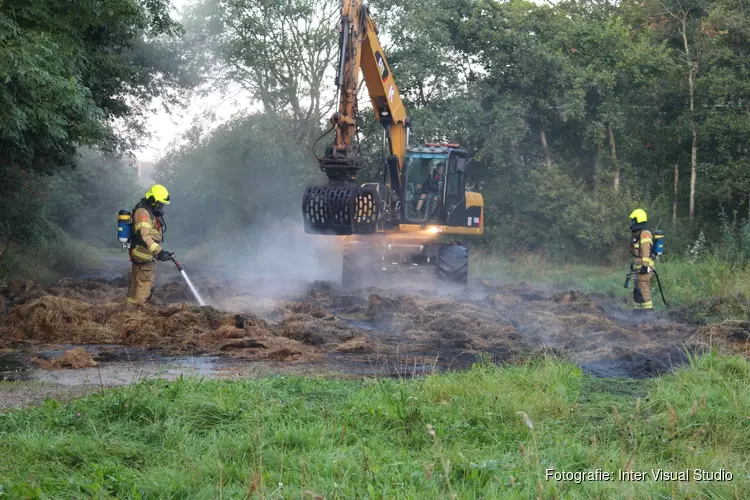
left=652, top=230, right=664, bottom=258
left=117, top=210, right=132, bottom=250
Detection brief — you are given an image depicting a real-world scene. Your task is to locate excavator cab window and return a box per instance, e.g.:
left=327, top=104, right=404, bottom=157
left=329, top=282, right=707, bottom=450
left=403, top=155, right=447, bottom=223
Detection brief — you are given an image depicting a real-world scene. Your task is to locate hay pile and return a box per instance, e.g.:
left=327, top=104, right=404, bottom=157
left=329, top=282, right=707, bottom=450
left=6, top=273, right=746, bottom=376
left=2, top=278, right=128, bottom=306
left=32, top=347, right=98, bottom=369
left=365, top=293, right=521, bottom=353
left=698, top=321, right=750, bottom=355
left=0, top=277, right=381, bottom=365
left=0, top=295, right=325, bottom=362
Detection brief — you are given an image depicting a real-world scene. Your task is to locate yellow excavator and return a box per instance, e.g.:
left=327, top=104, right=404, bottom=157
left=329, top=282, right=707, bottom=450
left=302, top=0, right=484, bottom=287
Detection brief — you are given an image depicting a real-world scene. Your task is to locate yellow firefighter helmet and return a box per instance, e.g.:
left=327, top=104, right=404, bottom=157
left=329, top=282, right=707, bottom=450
left=629, top=208, right=647, bottom=225
left=145, top=184, right=170, bottom=206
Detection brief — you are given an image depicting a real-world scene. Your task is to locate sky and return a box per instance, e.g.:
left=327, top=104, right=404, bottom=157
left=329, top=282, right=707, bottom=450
left=136, top=84, right=252, bottom=162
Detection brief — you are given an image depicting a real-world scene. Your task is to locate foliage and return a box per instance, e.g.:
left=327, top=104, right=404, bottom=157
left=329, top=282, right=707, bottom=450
left=0, top=13, right=105, bottom=176
left=713, top=208, right=750, bottom=265
left=0, top=149, right=139, bottom=243
left=0, top=233, right=105, bottom=284
left=0, top=149, right=139, bottom=280
left=182, top=0, right=339, bottom=143
left=0, top=355, right=748, bottom=497
left=46, top=150, right=142, bottom=246
left=0, top=0, right=191, bottom=256
left=0, top=0, right=189, bottom=175
left=7, top=0, right=750, bottom=266
left=149, top=0, right=750, bottom=262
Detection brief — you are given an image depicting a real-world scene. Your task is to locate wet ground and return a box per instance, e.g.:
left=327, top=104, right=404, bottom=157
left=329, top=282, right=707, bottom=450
left=1, top=263, right=747, bottom=409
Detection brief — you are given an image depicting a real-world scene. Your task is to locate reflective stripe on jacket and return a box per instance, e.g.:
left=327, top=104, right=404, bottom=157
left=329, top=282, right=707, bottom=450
left=632, top=229, right=654, bottom=268
left=130, top=206, right=163, bottom=263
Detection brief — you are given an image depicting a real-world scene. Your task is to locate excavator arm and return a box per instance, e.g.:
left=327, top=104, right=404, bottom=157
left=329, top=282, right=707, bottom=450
left=302, top=0, right=407, bottom=235
left=302, top=0, right=484, bottom=287
left=330, top=0, right=407, bottom=186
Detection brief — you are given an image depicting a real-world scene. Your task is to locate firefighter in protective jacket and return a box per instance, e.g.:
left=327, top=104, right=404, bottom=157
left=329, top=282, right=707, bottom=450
left=126, top=185, right=174, bottom=303
left=629, top=208, right=654, bottom=312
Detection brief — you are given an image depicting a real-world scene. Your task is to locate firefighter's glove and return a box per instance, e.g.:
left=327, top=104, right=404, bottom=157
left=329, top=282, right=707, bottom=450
left=156, top=249, right=174, bottom=262
left=638, top=265, right=650, bottom=275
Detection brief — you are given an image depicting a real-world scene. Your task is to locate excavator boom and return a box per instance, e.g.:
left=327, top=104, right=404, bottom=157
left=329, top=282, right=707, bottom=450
left=302, top=0, right=407, bottom=235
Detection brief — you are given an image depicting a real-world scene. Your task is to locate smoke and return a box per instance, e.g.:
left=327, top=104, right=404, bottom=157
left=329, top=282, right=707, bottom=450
left=229, top=217, right=343, bottom=281
left=184, top=216, right=345, bottom=300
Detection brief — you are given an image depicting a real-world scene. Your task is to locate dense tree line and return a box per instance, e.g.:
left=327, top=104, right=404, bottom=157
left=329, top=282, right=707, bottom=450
left=156, top=0, right=750, bottom=262
left=0, top=0, right=188, bottom=253
left=4, top=0, right=750, bottom=266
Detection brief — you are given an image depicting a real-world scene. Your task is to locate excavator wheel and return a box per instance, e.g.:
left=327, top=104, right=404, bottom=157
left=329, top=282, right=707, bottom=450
left=437, top=244, right=469, bottom=284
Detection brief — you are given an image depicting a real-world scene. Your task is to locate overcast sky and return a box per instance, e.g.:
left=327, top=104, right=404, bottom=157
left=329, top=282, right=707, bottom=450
left=135, top=0, right=250, bottom=162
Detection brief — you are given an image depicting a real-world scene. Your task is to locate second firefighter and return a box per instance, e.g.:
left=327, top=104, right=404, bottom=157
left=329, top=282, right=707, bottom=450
left=629, top=208, right=654, bottom=313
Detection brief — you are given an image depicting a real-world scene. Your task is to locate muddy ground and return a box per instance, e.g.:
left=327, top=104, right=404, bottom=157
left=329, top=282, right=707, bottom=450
left=1, top=264, right=749, bottom=408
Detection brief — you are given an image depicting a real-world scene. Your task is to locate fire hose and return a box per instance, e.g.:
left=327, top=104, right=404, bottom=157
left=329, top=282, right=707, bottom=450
left=624, top=266, right=669, bottom=308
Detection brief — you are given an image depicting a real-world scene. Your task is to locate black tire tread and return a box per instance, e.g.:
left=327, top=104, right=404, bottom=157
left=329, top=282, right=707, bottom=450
left=437, top=244, right=469, bottom=284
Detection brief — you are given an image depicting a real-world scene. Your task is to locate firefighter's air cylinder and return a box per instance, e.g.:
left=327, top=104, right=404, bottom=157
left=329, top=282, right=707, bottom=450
left=118, top=210, right=132, bottom=245
left=653, top=230, right=664, bottom=257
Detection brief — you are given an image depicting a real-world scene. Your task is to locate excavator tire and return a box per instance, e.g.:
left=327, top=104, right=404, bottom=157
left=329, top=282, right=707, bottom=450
left=437, top=244, right=469, bottom=284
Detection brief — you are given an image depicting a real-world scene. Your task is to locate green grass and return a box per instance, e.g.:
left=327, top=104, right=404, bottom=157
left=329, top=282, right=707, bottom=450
left=474, top=252, right=750, bottom=320
left=0, top=354, right=748, bottom=498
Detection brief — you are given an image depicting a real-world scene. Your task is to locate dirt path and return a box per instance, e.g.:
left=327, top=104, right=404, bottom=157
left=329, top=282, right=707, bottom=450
left=1, top=268, right=747, bottom=410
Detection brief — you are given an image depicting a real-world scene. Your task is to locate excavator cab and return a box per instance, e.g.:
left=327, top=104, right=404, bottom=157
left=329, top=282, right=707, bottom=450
left=402, top=144, right=475, bottom=228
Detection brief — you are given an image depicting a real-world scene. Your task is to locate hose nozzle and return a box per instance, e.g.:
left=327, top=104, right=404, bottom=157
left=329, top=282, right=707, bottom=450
left=623, top=271, right=634, bottom=288
left=170, top=257, right=183, bottom=272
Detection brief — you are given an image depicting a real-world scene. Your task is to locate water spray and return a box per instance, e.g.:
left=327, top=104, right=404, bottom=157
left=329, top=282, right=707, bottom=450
left=169, top=255, right=206, bottom=306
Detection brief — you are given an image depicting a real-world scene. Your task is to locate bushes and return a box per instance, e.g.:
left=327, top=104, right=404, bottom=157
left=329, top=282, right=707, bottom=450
left=0, top=234, right=104, bottom=284
left=479, top=165, right=670, bottom=264
left=0, top=149, right=135, bottom=282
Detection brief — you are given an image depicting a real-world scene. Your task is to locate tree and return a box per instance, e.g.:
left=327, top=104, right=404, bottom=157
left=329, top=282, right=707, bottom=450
left=646, top=0, right=711, bottom=220
left=154, top=112, right=320, bottom=245
left=183, top=0, right=339, bottom=144
left=0, top=0, right=190, bottom=245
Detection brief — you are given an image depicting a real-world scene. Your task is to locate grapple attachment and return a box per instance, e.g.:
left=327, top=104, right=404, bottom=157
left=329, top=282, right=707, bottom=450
left=302, top=183, right=379, bottom=235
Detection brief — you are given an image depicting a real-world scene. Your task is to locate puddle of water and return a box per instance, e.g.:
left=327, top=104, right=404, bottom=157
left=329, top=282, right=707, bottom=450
left=27, top=355, right=252, bottom=386
left=0, top=353, right=29, bottom=382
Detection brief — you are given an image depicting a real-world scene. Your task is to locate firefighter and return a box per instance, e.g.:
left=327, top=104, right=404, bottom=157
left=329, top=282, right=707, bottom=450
left=629, top=208, right=654, bottom=313
left=126, top=184, right=174, bottom=304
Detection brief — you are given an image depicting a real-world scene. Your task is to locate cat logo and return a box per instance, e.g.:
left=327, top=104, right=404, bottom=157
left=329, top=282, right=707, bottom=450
left=375, top=51, right=389, bottom=81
